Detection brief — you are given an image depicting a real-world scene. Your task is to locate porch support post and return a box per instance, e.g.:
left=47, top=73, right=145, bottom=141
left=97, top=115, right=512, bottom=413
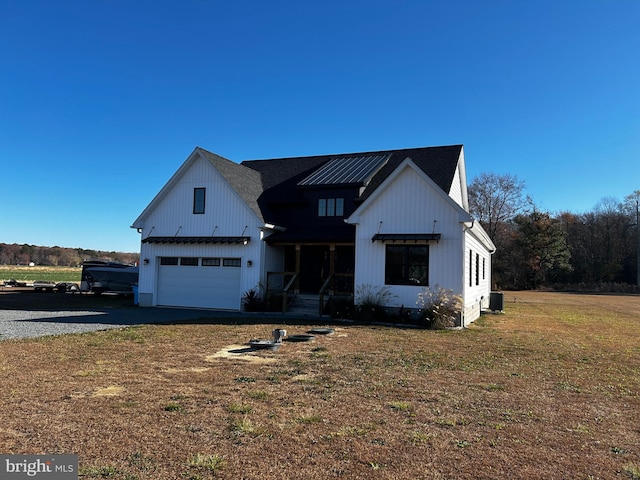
left=330, top=244, right=336, bottom=294
left=295, top=244, right=301, bottom=294
left=330, top=244, right=336, bottom=276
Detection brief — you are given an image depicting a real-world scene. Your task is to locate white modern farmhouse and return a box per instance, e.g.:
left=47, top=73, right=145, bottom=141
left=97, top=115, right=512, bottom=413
left=131, top=144, right=495, bottom=324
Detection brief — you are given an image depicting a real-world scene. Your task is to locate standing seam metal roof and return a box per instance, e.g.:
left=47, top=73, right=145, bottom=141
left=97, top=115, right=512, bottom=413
left=297, top=154, right=390, bottom=186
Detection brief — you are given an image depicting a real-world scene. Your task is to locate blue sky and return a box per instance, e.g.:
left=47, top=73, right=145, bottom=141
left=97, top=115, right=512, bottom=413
left=1, top=0, right=638, bottom=253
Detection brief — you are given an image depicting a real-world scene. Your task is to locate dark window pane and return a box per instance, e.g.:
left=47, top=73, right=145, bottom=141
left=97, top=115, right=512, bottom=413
left=202, top=258, right=220, bottom=266
left=407, top=246, right=428, bottom=285
left=160, top=257, right=179, bottom=266
left=223, top=258, right=241, bottom=267
left=385, top=246, right=406, bottom=285
left=327, top=198, right=335, bottom=216
left=318, top=199, right=327, bottom=216
left=385, top=245, right=429, bottom=286
left=194, top=188, right=206, bottom=214
left=180, top=257, right=198, bottom=266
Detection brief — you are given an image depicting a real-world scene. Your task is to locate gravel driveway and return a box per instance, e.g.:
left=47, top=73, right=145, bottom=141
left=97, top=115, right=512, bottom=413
left=0, top=288, right=305, bottom=340
left=0, top=288, right=251, bottom=340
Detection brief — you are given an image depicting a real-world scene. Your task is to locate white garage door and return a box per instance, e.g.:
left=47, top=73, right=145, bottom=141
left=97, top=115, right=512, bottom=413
left=157, top=257, right=241, bottom=310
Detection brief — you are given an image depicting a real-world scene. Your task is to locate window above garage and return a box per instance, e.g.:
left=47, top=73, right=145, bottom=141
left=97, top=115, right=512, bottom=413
left=193, top=188, right=206, bottom=214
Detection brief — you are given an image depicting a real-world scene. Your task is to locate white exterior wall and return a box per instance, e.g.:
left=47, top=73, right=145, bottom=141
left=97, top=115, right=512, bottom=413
left=135, top=155, right=264, bottom=308
left=353, top=166, right=465, bottom=310
left=260, top=234, right=286, bottom=292
left=462, top=229, right=492, bottom=324
left=139, top=155, right=255, bottom=239
left=448, top=164, right=464, bottom=208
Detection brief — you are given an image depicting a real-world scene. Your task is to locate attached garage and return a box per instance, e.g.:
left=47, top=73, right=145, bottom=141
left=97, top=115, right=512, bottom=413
left=156, top=257, right=242, bottom=310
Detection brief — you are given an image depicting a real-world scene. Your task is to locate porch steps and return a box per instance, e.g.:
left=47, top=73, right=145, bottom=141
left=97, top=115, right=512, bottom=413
left=286, top=294, right=324, bottom=317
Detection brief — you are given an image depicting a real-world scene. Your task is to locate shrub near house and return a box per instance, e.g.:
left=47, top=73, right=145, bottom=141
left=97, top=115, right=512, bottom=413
left=416, top=285, right=463, bottom=329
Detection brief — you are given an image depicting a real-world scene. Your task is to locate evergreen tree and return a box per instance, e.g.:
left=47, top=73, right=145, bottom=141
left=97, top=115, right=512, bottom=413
left=513, top=211, right=572, bottom=288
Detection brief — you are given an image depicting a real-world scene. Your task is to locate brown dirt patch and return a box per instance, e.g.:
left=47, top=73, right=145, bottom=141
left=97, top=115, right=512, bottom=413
left=1, top=290, right=639, bottom=479
left=205, top=344, right=279, bottom=364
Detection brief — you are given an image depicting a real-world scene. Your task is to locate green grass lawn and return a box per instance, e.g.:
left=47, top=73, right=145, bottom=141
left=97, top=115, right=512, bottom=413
left=0, top=265, right=81, bottom=283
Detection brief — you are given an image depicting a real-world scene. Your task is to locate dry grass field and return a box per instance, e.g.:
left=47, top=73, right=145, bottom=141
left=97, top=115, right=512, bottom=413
left=1, top=290, right=639, bottom=479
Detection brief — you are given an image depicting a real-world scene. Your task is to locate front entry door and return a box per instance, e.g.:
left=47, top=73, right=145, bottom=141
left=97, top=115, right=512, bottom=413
left=299, top=245, right=330, bottom=293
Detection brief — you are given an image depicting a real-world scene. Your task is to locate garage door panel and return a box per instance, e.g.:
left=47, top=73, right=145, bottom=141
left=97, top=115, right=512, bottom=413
left=157, top=260, right=241, bottom=310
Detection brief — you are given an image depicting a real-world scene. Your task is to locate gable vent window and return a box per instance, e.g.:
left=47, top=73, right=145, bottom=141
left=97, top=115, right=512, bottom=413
left=318, top=198, right=344, bottom=217
left=193, top=188, right=206, bottom=214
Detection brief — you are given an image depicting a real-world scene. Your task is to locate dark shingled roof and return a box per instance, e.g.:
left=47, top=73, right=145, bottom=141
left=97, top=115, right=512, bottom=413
left=357, top=145, right=463, bottom=202
left=241, top=145, right=462, bottom=201
left=192, top=145, right=462, bottom=229
left=196, top=147, right=264, bottom=221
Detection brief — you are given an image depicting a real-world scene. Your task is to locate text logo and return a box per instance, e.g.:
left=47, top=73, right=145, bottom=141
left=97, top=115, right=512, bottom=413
left=0, top=455, right=77, bottom=479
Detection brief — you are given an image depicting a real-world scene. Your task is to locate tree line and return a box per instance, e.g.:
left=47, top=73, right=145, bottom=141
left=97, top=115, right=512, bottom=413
left=469, top=173, right=639, bottom=291
left=0, top=243, right=139, bottom=267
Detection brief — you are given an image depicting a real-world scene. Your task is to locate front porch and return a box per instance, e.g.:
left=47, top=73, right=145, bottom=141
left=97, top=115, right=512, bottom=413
left=266, top=243, right=354, bottom=314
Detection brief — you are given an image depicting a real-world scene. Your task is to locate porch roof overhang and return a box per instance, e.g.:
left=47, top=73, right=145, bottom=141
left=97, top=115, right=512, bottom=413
left=142, top=236, right=250, bottom=245
left=371, top=233, right=441, bottom=243
left=264, top=225, right=355, bottom=245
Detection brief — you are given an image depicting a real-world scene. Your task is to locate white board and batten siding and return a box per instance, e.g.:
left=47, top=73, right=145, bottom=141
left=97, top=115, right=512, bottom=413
left=139, top=155, right=256, bottom=239
left=447, top=164, right=463, bottom=208
left=351, top=164, right=466, bottom=310
left=463, top=227, right=493, bottom=323
left=135, top=154, right=263, bottom=309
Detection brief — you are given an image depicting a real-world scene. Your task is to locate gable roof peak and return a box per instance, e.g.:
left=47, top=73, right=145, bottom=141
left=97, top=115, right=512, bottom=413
left=195, top=147, right=264, bottom=221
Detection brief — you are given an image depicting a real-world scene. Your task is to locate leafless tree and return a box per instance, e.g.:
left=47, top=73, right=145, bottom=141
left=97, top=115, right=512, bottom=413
left=468, top=172, right=529, bottom=242
left=623, top=191, right=640, bottom=286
